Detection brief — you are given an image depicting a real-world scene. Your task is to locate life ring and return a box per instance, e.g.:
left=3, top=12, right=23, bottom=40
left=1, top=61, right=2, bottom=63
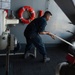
left=18, top=6, right=35, bottom=24
left=4, top=9, right=8, bottom=18
left=39, top=10, right=44, bottom=17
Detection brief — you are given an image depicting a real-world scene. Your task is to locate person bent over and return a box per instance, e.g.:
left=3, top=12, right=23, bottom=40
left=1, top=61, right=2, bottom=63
left=24, top=11, right=55, bottom=63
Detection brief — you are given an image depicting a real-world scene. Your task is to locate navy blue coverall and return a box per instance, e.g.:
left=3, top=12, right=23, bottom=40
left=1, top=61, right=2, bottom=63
left=24, top=17, right=47, bottom=57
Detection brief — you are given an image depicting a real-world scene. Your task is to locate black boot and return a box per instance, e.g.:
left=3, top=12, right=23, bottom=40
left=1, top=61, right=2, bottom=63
left=24, top=50, right=36, bottom=59
left=43, top=55, right=50, bottom=63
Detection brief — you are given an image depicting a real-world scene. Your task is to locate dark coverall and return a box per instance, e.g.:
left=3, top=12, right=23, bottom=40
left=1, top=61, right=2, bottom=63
left=24, top=17, right=47, bottom=57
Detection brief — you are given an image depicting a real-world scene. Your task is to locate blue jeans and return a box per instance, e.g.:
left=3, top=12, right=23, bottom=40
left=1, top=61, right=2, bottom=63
left=24, top=34, right=47, bottom=57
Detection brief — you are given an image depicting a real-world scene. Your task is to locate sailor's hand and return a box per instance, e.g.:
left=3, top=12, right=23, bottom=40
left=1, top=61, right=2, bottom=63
left=48, top=32, right=55, bottom=40
left=44, top=31, right=55, bottom=40
left=50, top=34, right=55, bottom=40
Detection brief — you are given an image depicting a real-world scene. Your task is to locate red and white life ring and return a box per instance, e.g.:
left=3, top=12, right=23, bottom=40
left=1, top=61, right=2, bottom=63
left=4, top=9, right=8, bottom=18
left=18, top=6, right=35, bottom=24
left=39, top=10, right=44, bottom=17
